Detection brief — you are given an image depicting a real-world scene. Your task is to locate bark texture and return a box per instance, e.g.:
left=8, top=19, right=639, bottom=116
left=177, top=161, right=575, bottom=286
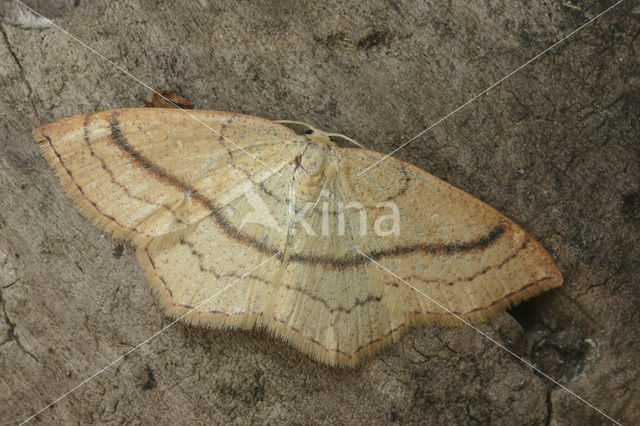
left=1, top=0, right=638, bottom=424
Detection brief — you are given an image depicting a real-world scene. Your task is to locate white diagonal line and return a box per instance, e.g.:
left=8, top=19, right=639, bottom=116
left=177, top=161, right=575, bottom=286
left=19, top=251, right=281, bottom=425
left=13, top=0, right=625, bottom=423
left=357, top=0, right=626, bottom=176
left=357, top=250, right=621, bottom=425
left=12, top=0, right=279, bottom=174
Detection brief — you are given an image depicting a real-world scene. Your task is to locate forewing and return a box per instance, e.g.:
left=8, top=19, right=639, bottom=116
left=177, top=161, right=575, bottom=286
left=33, top=108, right=298, bottom=243
left=341, top=147, right=563, bottom=323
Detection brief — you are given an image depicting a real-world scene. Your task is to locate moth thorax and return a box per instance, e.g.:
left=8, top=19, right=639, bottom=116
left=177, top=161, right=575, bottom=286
left=292, top=142, right=338, bottom=200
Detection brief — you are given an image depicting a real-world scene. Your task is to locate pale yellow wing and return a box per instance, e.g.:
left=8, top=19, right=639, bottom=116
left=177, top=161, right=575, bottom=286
left=35, top=111, right=562, bottom=367
left=340, top=147, right=562, bottom=321
left=138, top=148, right=404, bottom=365
left=137, top=133, right=561, bottom=366
left=33, top=108, right=299, bottom=243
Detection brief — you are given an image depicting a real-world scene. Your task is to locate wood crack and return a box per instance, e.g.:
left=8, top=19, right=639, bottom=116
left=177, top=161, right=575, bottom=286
left=0, top=287, right=39, bottom=363
left=0, top=23, right=40, bottom=121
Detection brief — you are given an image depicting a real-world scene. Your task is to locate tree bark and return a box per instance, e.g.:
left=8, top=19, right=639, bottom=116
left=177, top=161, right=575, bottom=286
left=1, top=0, right=638, bottom=423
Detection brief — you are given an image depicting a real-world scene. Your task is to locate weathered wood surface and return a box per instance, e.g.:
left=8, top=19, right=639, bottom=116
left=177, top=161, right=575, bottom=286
left=1, top=0, right=638, bottom=423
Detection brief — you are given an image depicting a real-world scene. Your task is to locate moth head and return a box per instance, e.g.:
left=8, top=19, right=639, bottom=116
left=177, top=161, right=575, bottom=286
left=306, top=130, right=364, bottom=150
left=276, top=120, right=363, bottom=149
left=306, top=131, right=336, bottom=148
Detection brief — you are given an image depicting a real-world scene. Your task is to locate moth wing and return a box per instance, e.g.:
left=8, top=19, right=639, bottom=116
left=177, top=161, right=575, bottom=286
left=136, top=141, right=562, bottom=367
left=37, top=107, right=562, bottom=367
left=136, top=150, right=396, bottom=366
left=33, top=108, right=298, bottom=244
left=250, top=147, right=562, bottom=365
left=338, top=147, right=563, bottom=324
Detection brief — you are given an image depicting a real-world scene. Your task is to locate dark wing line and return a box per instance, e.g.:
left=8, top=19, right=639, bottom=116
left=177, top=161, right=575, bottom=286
left=383, top=236, right=530, bottom=288
left=42, top=134, right=150, bottom=236
left=156, top=231, right=526, bottom=317
left=159, top=239, right=383, bottom=314
left=107, top=112, right=506, bottom=267
left=142, top=245, right=552, bottom=358
left=82, top=114, right=188, bottom=227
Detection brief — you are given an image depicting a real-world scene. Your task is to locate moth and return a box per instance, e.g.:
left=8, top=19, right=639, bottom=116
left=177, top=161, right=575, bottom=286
left=33, top=108, right=562, bottom=366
